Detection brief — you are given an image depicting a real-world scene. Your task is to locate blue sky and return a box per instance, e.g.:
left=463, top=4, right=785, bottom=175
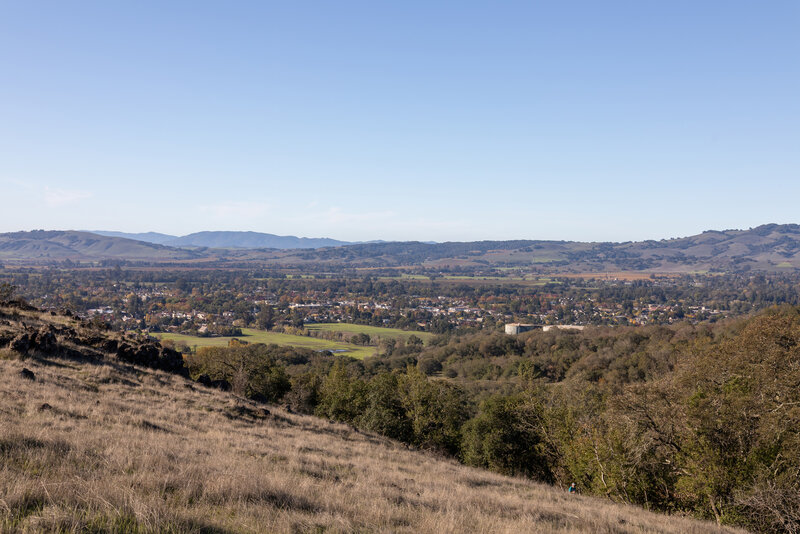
left=1, top=1, right=797, bottom=242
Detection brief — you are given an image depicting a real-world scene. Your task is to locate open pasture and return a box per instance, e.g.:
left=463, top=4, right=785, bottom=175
left=305, top=322, right=433, bottom=343
left=155, top=328, right=376, bottom=359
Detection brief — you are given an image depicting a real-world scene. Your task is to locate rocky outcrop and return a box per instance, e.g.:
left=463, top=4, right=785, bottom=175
left=35, top=326, right=58, bottom=353
left=1, top=305, right=188, bottom=377
left=6, top=326, right=67, bottom=355
left=116, top=342, right=187, bottom=376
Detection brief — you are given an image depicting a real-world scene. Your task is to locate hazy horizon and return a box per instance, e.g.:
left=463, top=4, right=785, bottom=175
left=1, top=2, right=797, bottom=242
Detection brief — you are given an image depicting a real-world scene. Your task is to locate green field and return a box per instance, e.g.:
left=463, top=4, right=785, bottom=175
left=155, top=328, right=376, bottom=359
left=375, top=272, right=561, bottom=287
left=443, top=275, right=514, bottom=280
left=375, top=274, right=430, bottom=280
left=305, top=323, right=433, bottom=343
left=440, top=275, right=555, bottom=283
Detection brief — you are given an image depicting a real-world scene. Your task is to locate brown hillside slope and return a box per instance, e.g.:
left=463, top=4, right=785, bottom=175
left=0, top=312, right=742, bottom=533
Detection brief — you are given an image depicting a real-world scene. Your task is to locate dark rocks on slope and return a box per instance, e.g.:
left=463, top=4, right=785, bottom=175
left=19, top=368, right=35, bottom=380
left=7, top=328, right=60, bottom=355
left=116, top=342, right=187, bottom=377
left=1, top=304, right=190, bottom=379
left=35, top=326, right=58, bottom=353
left=1, top=299, right=36, bottom=311
left=10, top=334, right=32, bottom=354
left=195, top=374, right=230, bottom=391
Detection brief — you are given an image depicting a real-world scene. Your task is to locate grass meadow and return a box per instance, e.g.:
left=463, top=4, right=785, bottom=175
left=304, top=323, right=433, bottom=343
left=155, top=328, right=377, bottom=359
left=156, top=323, right=434, bottom=359
left=0, top=355, right=745, bottom=534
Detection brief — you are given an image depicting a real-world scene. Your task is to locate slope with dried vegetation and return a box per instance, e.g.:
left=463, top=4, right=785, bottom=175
left=0, top=306, right=743, bottom=533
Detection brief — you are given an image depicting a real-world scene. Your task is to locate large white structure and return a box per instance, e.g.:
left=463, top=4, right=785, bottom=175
left=542, top=325, right=585, bottom=332
left=504, top=323, right=535, bottom=335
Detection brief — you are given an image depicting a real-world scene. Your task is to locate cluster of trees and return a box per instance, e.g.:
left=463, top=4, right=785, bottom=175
left=531, top=308, right=800, bottom=532
left=181, top=307, right=800, bottom=532
left=184, top=342, right=292, bottom=402
left=183, top=342, right=469, bottom=454
left=315, top=362, right=469, bottom=454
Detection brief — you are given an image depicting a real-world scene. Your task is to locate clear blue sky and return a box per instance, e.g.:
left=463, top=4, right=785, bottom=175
left=1, top=1, right=798, bottom=242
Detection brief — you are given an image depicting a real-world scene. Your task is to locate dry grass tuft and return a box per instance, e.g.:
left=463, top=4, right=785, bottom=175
left=0, top=355, right=745, bottom=533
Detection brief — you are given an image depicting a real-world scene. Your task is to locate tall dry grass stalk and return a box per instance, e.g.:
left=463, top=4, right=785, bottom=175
left=0, top=356, right=745, bottom=533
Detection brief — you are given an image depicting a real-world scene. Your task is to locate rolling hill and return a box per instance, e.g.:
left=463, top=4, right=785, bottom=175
left=90, top=230, right=178, bottom=245
left=275, top=223, right=800, bottom=272
left=0, top=304, right=740, bottom=533
left=164, top=231, right=351, bottom=249
left=3, top=224, right=800, bottom=273
left=91, top=230, right=352, bottom=249
left=0, top=230, right=200, bottom=262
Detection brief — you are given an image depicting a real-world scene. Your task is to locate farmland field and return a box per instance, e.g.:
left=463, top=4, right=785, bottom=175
left=374, top=273, right=430, bottom=280
left=305, top=323, right=433, bottom=343
left=440, top=275, right=555, bottom=283
left=154, top=328, right=376, bottom=359
left=376, top=274, right=559, bottom=287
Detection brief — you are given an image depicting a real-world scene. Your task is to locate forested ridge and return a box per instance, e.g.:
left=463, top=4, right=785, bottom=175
left=185, top=306, right=800, bottom=533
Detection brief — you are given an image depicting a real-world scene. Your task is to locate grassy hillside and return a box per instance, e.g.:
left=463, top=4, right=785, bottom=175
left=0, top=230, right=199, bottom=261
left=0, top=360, right=741, bottom=533
left=0, top=306, right=740, bottom=533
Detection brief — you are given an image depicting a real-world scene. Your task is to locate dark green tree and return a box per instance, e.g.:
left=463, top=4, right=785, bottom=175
left=462, top=394, right=552, bottom=481
left=359, top=372, right=412, bottom=442
left=316, top=359, right=368, bottom=423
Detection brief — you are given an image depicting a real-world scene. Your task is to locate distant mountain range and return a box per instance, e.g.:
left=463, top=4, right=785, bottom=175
left=0, top=230, right=200, bottom=261
left=90, top=231, right=177, bottom=245
left=3, top=224, right=800, bottom=273
left=91, top=230, right=351, bottom=249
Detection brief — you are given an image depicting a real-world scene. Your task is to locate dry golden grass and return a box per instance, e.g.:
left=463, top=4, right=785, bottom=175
left=0, top=356, right=745, bottom=533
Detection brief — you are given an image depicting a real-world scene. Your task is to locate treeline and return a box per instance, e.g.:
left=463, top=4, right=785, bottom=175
left=184, top=307, right=800, bottom=533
